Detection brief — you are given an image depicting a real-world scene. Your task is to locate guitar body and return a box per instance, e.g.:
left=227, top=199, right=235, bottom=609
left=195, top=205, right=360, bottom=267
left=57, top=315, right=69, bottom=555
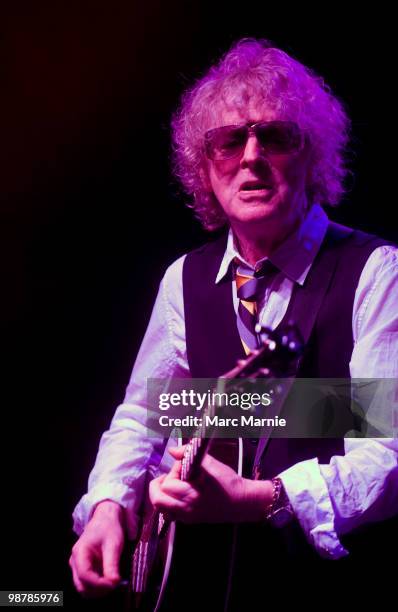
left=127, top=516, right=176, bottom=611
left=129, top=440, right=242, bottom=611
left=158, top=522, right=238, bottom=611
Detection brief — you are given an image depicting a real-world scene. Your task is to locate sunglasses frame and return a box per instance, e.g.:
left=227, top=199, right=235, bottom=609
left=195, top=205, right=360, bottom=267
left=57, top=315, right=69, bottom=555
left=204, top=120, right=306, bottom=161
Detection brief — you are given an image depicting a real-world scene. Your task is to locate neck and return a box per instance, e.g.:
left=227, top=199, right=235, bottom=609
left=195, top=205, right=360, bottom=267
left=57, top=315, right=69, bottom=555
left=232, top=222, right=294, bottom=266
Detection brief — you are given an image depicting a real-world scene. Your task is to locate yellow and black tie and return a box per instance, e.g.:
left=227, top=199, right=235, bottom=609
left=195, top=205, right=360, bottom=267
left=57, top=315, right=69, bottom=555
left=235, top=260, right=275, bottom=354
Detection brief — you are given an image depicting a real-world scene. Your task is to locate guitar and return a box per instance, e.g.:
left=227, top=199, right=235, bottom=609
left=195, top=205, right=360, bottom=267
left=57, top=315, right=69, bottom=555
left=127, top=325, right=302, bottom=611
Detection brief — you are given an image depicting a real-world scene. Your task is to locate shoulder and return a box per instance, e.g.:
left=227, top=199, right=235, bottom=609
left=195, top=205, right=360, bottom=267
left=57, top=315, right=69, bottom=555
left=183, top=232, right=229, bottom=282
left=326, top=221, right=395, bottom=249
left=351, top=227, right=396, bottom=250
left=352, top=244, right=398, bottom=374
left=184, top=231, right=229, bottom=261
left=353, top=244, right=398, bottom=339
left=161, top=254, right=187, bottom=298
left=324, top=223, right=397, bottom=284
left=160, top=232, right=227, bottom=293
left=358, top=244, right=398, bottom=288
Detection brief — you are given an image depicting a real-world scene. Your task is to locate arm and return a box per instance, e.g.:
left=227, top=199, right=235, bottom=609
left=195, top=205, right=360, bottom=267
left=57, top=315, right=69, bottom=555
left=280, top=245, right=398, bottom=558
left=70, top=255, right=189, bottom=594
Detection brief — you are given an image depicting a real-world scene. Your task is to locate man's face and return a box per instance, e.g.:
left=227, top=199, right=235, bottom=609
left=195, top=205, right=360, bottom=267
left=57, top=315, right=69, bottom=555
left=204, top=104, right=311, bottom=240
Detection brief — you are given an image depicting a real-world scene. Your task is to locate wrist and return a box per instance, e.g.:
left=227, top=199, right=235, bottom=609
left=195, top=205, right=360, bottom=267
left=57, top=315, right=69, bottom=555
left=92, top=500, right=125, bottom=525
left=242, top=478, right=274, bottom=522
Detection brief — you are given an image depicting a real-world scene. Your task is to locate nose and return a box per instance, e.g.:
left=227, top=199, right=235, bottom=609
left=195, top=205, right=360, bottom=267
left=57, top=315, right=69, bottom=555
left=240, top=133, right=267, bottom=168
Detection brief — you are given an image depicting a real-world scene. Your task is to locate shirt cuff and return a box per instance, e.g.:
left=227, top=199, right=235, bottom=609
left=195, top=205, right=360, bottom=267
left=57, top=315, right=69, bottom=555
left=72, top=481, right=140, bottom=540
left=279, top=457, right=349, bottom=559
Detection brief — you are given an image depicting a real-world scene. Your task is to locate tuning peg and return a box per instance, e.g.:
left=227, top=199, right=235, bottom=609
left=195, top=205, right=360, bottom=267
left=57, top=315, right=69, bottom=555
left=255, top=324, right=276, bottom=350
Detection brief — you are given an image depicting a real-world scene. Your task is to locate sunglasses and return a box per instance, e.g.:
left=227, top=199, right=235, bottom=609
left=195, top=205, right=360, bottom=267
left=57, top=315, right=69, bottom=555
left=204, top=120, right=305, bottom=161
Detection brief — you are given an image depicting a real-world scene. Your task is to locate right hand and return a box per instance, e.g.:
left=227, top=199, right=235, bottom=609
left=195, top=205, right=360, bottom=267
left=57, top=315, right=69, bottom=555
left=69, top=500, right=125, bottom=597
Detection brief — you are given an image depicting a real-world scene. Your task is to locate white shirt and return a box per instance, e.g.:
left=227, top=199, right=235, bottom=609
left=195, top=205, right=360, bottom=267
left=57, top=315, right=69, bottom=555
left=73, top=204, right=398, bottom=559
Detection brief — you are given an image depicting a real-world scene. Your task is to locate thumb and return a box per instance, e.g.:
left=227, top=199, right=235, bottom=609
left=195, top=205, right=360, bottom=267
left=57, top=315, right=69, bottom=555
left=168, top=445, right=186, bottom=460
left=102, top=537, right=123, bottom=583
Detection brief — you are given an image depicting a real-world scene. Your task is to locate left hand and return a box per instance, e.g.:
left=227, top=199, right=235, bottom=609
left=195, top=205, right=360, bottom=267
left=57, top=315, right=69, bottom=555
left=149, top=446, right=273, bottom=524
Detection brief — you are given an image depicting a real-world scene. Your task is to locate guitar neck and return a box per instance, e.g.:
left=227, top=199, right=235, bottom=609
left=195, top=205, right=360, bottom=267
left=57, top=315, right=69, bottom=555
left=180, top=389, right=224, bottom=482
left=181, top=436, right=211, bottom=481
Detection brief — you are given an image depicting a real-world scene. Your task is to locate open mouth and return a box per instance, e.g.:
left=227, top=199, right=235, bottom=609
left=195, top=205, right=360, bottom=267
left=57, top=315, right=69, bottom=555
left=240, top=180, right=273, bottom=191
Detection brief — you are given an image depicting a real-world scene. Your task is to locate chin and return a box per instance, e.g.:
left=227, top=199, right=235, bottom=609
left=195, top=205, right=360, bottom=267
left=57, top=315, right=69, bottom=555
left=242, top=202, right=280, bottom=221
left=234, top=211, right=278, bottom=228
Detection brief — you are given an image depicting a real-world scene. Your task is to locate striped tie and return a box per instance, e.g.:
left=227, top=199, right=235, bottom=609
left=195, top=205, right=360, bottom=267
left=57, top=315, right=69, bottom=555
left=235, top=260, right=275, bottom=354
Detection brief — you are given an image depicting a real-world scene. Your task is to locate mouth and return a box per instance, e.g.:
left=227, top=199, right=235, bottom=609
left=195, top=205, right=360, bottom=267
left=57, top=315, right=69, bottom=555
left=239, top=180, right=273, bottom=192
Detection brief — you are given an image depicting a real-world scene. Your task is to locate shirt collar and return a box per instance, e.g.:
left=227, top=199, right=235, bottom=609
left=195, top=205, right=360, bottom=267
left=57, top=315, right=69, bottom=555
left=215, top=203, right=329, bottom=286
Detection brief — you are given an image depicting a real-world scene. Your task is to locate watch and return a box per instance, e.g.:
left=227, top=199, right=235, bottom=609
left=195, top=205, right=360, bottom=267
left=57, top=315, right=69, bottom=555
left=265, top=477, right=295, bottom=528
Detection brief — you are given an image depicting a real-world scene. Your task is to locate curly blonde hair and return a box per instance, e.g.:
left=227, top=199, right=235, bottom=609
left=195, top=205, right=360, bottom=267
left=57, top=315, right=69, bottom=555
left=171, top=38, right=351, bottom=231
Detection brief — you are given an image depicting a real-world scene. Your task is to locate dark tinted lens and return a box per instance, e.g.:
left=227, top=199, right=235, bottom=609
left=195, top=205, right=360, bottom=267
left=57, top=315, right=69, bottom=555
left=255, top=121, right=302, bottom=153
left=205, top=125, right=247, bottom=160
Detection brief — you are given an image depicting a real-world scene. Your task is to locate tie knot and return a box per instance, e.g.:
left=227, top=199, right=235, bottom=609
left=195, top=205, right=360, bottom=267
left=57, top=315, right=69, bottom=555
left=253, top=259, right=276, bottom=278
left=235, top=260, right=276, bottom=302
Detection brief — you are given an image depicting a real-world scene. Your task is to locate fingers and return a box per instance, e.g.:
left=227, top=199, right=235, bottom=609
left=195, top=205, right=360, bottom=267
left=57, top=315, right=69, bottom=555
left=165, top=460, right=182, bottom=482
left=69, top=556, right=84, bottom=593
left=161, top=478, right=198, bottom=501
left=167, top=446, right=186, bottom=480
left=150, top=471, right=196, bottom=502
left=168, top=445, right=223, bottom=479
left=70, top=546, right=116, bottom=597
left=70, top=528, right=124, bottom=597
left=149, top=476, right=196, bottom=519
left=151, top=487, right=188, bottom=513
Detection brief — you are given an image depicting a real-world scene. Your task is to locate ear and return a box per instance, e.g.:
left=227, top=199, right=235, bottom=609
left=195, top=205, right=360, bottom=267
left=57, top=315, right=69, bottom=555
left=199, top=164, right=212, bottom=191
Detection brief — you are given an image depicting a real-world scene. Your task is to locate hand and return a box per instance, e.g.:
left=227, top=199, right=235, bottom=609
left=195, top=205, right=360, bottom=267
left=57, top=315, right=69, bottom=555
left=69, top=500, right=125, bottom=597
left=149, top=446, right=274, bottom=524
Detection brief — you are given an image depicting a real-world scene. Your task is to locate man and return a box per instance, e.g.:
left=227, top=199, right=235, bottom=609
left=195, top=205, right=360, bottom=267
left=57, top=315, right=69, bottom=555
left=70, top=39, right=398, bottom=604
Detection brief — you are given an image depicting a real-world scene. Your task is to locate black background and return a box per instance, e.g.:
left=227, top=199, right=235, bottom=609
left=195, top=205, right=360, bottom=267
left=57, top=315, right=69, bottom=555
left=0, top=1, right=396, bottom=609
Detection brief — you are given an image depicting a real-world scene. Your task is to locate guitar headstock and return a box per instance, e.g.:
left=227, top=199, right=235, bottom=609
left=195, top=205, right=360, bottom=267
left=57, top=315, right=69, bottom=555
left=224, top=324, right=303, bottom=380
